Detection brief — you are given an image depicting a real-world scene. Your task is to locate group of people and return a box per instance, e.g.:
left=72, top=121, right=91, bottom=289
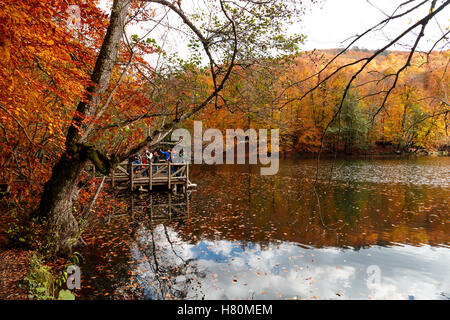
left=130, top=147, right=184, bottom=176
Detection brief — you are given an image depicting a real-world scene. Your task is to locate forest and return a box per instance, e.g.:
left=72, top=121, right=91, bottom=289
left=0, top=0, right=449, bottom=301
left=195, top=48, right=449, bottom=155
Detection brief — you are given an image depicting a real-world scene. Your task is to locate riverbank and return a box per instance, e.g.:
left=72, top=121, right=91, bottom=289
left=0, top=211, right=75, bottom=300
left=281, top=145, right=449, bottom=159
left=0, top=207, right=29, bottom=299
left=0, top=248, right=30, bottom=299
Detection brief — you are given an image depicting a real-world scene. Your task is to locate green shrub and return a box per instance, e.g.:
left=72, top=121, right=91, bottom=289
left=23, top=254, right=56, bottom=300
left=23, top=254, right=75, bottom=300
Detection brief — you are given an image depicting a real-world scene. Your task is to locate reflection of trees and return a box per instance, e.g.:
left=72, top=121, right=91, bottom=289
left=132, top=224, right=207, bottom=300
left=126, top=191, right=207, bottom=300
left=332, top=184, right=364, bottom=226
left=188, top=161, right=450, bottom=248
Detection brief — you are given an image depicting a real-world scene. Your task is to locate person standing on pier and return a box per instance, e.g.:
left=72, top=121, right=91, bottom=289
left=141, top=150, right=148, bottom=176
left=160, top=149, right=170, bottom=161
left=170, top=148, right=179, bottom=175
left=145, top=149, right=153, bottom=163
left=160, top=149, right=171, bottom=174
left=131, top=153, right=142, bottom=174
left=143, top=149, right=152, bottom=177
left=153, top=151, right=160, bottom=163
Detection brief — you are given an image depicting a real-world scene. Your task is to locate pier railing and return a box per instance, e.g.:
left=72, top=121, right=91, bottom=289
left=86, top=161, right=190, bottom=192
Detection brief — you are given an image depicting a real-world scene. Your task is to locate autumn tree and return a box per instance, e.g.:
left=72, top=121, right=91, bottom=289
left=0, top=0, right=308, bottom=255
left=277, top=0, right=450, bottom=155
left=0, top=0, right=107, bottom=238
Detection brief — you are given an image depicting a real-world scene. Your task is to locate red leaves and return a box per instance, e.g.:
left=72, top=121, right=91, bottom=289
left=0, top=249, right=31, bottom=299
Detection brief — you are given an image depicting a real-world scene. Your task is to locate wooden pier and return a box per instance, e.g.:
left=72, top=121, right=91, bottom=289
left=88, top=161, right=193, bottom=192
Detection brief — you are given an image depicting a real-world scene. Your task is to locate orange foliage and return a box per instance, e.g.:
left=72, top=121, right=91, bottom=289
left=198, top=49, right=450, bottom=154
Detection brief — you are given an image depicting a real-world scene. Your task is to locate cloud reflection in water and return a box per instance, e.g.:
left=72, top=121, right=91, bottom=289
left=131, top=224, right=450, bottom=300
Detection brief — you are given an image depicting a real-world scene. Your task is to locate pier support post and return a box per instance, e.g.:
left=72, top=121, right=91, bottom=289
left=130, top=164, right=134, bottom=191
left=112, top=169, right=115, bottom=188
left=185, top=164, right=189, bottom=191
left=149, top=163, right=152, bottom=191
left=168, top=162, right=171, bottom=190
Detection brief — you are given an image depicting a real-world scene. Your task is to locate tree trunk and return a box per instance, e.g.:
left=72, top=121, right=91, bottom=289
left=37, top=151, right=87, bottom=256
left=34, top=0, right=130, bottom=256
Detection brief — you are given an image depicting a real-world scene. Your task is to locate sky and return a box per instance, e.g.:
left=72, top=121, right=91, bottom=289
left=97, top=0, right=449, bottom=67
left=300, top=0, right=449, bottom=51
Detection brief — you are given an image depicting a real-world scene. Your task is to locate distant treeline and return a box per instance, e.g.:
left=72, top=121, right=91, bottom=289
left=192, top=49, right=450, bottom=155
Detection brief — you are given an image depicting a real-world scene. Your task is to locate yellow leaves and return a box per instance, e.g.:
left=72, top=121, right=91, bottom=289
left=0, top=37, right=12, bottom=65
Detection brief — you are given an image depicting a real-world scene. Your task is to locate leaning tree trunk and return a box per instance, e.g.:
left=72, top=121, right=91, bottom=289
left=37, top=151, right=88, bottom=255
left=35, top=0, right=130, bottom=256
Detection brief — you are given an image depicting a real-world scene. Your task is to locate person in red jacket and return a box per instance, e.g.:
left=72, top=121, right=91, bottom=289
left=141, top=150, right=148, bottom=176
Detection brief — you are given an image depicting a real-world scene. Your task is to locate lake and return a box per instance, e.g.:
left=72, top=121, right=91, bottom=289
left=79, top=156, right=450, bottom=300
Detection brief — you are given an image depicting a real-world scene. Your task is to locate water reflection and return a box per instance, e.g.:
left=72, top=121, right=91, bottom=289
left=129, top=192, right=190, bottom=225
left=79, top=191, right=192, bottom=299
left=186, top=157, right=449, bottom=248
left=82, top=157, right=450, bottom=300
left=131, top=225, right=450, bottom=299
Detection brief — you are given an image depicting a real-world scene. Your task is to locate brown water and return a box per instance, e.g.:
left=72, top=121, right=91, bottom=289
left=80, top=157, right=450, bottom=300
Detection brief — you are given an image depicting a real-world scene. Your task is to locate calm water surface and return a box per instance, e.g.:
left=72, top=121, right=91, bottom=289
left=80, top=157, right=450, bottom=300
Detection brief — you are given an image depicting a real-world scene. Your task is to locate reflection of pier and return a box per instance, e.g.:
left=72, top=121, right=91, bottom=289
left=87, top=162, right=195, bottom=193
left=129, top=192, right=191, bottom=225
